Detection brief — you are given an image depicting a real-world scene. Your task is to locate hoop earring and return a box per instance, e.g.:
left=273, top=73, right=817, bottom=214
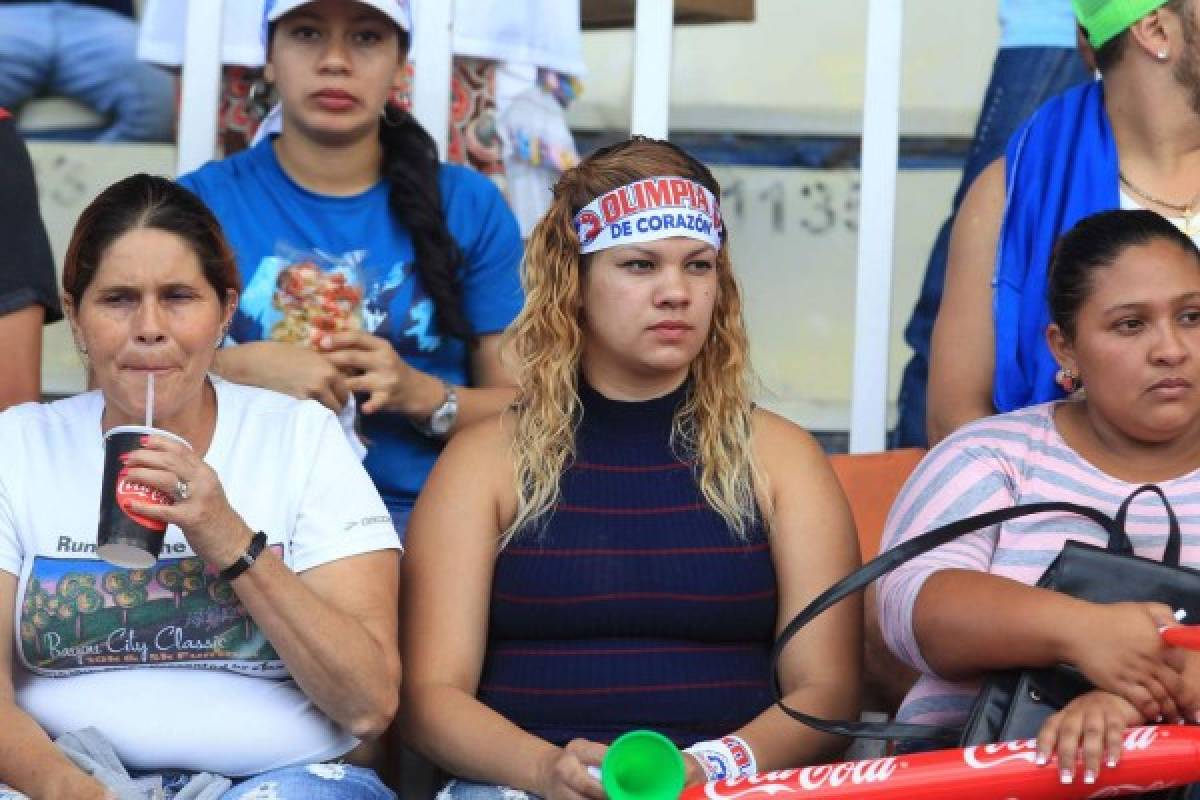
left=246, top=74, right=272, bottom=119
left=1055, top=368, right=1081, bottom=394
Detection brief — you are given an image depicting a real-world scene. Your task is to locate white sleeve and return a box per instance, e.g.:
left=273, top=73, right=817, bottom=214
left=0, top=469, right=23, bottom=577
left=289, top=407, right=400, bottom=573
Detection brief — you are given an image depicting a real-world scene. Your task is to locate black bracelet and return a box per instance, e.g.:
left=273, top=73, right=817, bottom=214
left=219, top=531, right=268, bottom=582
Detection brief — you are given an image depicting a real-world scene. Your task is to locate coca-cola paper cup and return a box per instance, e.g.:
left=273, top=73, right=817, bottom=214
left=97, top=425, right=191, bottom=568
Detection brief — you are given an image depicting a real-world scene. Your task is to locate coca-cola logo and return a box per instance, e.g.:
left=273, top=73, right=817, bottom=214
left=1087, top=782, right=1171, bottom=799
left=963, top=727, right=1159, bottom=771
left=1120, top=726, right=1160, bottom=752
left=115, top=477, right=170, bottom=532
left=963, top=738, right=1040, bottom=769
left=702, top=759, right=899, bottom=799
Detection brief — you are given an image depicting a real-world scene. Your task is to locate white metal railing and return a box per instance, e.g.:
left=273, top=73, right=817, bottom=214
left=850, top=0, right=903, bottom=453
left=410, top=0, right=455, bottom=158
left=175, top=0, right=224, bottom=175
left=630, top=0, right=674, bottom=138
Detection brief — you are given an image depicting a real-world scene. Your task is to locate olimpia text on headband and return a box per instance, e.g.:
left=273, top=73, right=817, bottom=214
left=572, top=176, right=724, bottom=255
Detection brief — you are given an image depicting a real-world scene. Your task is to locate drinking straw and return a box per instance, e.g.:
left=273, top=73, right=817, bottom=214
left=145, top=373, right=154, bottom=428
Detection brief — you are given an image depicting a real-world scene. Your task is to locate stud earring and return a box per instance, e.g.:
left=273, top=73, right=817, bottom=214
left=1055, top=368, right=1081, bottom=394
left=1159, top=50, right=1170, bottom=60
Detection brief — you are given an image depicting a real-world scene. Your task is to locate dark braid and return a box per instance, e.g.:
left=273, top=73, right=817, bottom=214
left=379, top=103, right=474, bottom=345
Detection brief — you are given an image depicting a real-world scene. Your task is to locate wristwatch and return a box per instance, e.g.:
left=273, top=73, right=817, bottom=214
left=416, top=382, right=458, bottom=437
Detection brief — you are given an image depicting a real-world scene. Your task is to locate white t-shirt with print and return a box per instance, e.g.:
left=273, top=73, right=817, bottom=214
left=0, top=378, right=399, bottom=776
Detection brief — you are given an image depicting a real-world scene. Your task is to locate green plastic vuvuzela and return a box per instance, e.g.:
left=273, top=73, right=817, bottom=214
left=601, top=730, right=687, bottom=800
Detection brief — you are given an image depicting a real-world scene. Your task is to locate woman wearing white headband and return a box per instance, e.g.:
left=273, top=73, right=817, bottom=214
left=178, top=0, right=524, bottom=540
left=401, top=137, right=862, bottom=799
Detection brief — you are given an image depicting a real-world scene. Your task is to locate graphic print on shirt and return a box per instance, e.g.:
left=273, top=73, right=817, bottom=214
left=18, top=549, right=282, bottom=676
left=234, top=245, right=442, bottom=354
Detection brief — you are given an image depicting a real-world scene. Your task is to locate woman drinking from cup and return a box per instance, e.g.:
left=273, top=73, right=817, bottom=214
left=401, top=137, right=862, bottom=799
left=0, top=174, right=400, bottom=799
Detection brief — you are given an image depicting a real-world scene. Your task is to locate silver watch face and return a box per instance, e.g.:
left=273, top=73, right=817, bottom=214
left=428, top=391, right=458, bottom=435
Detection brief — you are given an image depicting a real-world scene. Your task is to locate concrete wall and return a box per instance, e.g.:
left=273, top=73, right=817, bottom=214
left=570, top=0, right=999, bottom=136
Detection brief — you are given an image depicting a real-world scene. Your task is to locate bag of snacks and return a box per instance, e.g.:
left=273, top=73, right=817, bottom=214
left=261, top=247, right=365, bottom=348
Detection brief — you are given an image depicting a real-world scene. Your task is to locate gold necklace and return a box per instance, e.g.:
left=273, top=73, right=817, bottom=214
left=1119, top=171, right=1200, bottom=234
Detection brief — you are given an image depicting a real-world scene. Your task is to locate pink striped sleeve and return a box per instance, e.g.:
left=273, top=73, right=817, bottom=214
left=876, top=420, right=1027, bottom=675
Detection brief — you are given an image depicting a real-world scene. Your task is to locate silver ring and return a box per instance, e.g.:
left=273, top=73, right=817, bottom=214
left=175, top=479, right=190, bottom=502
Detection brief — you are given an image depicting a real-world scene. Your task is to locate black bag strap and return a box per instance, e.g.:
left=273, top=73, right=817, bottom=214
left=770, top=500, right=1123, bottom=744
left=1114, top=484, right=1181, bottom=566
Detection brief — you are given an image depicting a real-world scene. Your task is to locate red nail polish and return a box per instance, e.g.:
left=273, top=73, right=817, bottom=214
left=118, top=453, right=131, bottom=463
left=140, top=435, right=150, bottom=445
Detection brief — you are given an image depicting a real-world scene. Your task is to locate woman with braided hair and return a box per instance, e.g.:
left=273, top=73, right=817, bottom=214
left=400, top=137, right=862, bottom=800
left=179, top=0, right=523, bottom=537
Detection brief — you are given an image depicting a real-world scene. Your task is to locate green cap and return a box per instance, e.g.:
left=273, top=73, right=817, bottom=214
left=601, top=730, right=686, bottom=800
left=1074, top=0, right=1171, bottom=49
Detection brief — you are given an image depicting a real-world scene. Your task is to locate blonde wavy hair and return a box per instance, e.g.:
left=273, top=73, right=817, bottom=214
left=502, top=137, right=763, bottom=546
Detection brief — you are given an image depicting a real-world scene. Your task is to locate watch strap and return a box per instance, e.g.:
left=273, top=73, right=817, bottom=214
left=219, top=531, right=268, bottom=582
left=414, top=381, right=457, bottom=437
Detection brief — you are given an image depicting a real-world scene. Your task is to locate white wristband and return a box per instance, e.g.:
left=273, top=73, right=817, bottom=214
left=684, top=735, right=756, bottom=781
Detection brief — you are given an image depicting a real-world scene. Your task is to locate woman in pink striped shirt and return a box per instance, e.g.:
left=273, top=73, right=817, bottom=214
left=879, top=209, right=1200, bottom=786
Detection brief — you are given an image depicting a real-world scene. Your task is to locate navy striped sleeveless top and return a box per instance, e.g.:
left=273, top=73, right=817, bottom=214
left=477, top=380, right=778, bottom=747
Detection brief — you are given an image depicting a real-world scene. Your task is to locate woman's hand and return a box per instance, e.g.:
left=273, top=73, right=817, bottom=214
left=214, top=340, right=349, bottom=412
left=319, top=331, right=441, bottom=415
left=1035, top=690, right=1142, bottom=786
left=1162, top=645, right=1200, bottom=723
left=683, top=753, right=708, bottom=787
left=1065, top=601, right=1183, bottom=721
left=41, top=770, right=116, bottom=800
left=121, top=434, right=253, bottom=569
left=534, top=739, right=607, bottom=800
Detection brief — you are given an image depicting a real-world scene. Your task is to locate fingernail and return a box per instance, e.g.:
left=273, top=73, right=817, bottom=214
left=139, top=435, right=149, bottom=445
left=1036, top=752, right=1049, bottom=766
left=1084, top=770, right=1096, bottom=784
left=1107, top=756, right=1118, bottom=768
left=118, top=452, right=131, bottom=463
left=320, top=336, right=332, bottom=349
left=1060, top=769, right=1073, bottom=784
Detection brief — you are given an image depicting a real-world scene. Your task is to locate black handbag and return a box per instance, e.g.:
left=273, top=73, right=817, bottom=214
left=769, top=484, right=1200, bottom=751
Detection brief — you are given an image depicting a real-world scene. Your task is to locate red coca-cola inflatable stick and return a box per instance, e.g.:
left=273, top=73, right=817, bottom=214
left=1162, top=625, right=1200, bottom=651
left=681, top=726, right=1200, bottom=800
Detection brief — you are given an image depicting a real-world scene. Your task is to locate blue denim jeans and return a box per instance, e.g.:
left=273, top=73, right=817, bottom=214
left=0, top=3, right=174, bottom=142
left=218, top=764, right=396, bottom=800
left=891, top=47, right=1092, bottom=447
left=436, top=779, right=538, bottom=800
left=0, top=764, right=395, bottom=799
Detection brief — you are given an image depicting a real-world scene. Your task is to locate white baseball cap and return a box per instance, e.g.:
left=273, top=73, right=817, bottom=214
left=264, top=0, right=411, bottom=33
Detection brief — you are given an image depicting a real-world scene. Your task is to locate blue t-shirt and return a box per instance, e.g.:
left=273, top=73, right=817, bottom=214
left=179, top=138, right=524, bottom=516
left=999, top=0, right=1078, bottom=49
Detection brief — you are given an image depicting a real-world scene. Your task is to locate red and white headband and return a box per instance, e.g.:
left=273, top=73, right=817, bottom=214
left=573, top=176, right=724, bottom=255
